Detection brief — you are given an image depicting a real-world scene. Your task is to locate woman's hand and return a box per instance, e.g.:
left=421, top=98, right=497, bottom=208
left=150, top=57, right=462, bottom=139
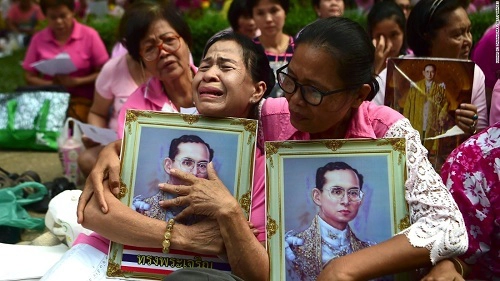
left=420, top=259, right=464, bottom=281
left=54, top=74, right=80, bottom=88
left=373, top=35, right=392, bottom=75
left=81, top=135, right=100, bottom=149
left=159, top=163, right=240, bottom=220
left=77, top=139, right=122, bottom=223
left=179, top=218, right=226, bottom=255
left=455, top=103, right=478, bottom=135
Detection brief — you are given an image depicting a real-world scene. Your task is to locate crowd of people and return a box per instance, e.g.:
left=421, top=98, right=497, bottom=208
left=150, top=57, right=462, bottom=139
left=2, top=0, right=498, bottom=279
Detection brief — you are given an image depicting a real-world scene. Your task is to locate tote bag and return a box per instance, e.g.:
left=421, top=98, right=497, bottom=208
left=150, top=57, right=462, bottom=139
left=0, top=91, right=70, bottom=151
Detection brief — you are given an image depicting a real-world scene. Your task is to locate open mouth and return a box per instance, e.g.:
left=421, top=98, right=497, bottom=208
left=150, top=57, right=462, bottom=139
left=199, top=87, right=224, bottom=97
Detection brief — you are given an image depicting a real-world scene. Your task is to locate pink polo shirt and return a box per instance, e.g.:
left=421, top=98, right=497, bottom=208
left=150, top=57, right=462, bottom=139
left=259, top=98, right=403, bottom=144
left=22, top=20, right=109, bottom=100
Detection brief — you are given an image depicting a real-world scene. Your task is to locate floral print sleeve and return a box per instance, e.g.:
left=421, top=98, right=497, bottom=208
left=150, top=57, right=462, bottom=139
left=383, top=118, right=468, bottom=264
left=440, top=124, right=500, bottom=279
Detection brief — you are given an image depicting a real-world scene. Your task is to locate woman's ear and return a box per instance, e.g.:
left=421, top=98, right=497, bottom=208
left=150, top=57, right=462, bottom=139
left=250, top=81, right=266, bottom=103
left=351, top=84, right=371, bottom=108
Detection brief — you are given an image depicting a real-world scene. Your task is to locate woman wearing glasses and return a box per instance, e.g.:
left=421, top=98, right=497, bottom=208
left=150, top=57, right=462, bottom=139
left=285, top=161, right=375, bottom=281
left=115, top=1, right=195, bottom=138
left=261, top=17, right=467, bottom=279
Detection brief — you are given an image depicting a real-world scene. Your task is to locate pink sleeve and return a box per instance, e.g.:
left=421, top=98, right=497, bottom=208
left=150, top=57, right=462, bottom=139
left=489, top=80, right=500, bottom=125
left=116, top=85, right=147, bottom=139
left=250, top=148, right=266, bottom=242
left=471, top=64, right=488, bottom=129
left=95, top=57, right=115, bottom=99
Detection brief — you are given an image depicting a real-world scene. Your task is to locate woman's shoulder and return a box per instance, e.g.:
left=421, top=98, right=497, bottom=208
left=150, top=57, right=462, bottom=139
left=261, top=97, right=289, bottom=116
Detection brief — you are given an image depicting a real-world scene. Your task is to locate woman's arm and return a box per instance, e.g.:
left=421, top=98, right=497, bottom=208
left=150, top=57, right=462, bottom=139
left=318, top=234, right=430, bottom=280
left=82, top=185, right=225, bottom=255
left=87, top=92, right=113, bottom=128
left=24, top=71, right=53, bottom=86
left=384, top=118, right=468, bottom=262
left=160, top=165, right=269, bottom=281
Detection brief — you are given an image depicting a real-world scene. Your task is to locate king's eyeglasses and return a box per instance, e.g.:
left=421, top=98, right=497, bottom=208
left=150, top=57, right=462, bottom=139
left=276, top=64, right=360, bottom=106
left=141, top=34, right=181, bottom=62
left=175, top=157, right=209, bottom=175
left=325, top=187, right=364, bottom=202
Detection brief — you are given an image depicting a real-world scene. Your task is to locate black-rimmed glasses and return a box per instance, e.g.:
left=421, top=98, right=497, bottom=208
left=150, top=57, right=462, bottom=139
left=141, top=35, right=181, bottom=62
left=276, top=64, right=360, bottom=106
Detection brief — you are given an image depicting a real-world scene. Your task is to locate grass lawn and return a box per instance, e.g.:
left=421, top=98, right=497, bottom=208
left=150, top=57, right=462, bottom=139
left=0, top=49, right=26, bottom=93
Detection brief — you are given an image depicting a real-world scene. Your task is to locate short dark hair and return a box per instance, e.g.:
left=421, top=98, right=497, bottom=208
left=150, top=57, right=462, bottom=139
left=247, top=0, right=290, bottom=16
left=311, top=0, right=356, bottom=10
left=407, top=0, right=468, bottom=57
left=169, top=135, right=214, bottom=161
left=202, top=31, right=275, bottom=99
left=315, top=162, right=364, bottom=191
left=120, top=1, right=193, bottom=62
left=367, top=0, right=407, bottom=55
left=228, top=0, right=253, bottom=32
left=40, top=0, right=75, bottom=15
left=296, top=17, right=379, bottom=100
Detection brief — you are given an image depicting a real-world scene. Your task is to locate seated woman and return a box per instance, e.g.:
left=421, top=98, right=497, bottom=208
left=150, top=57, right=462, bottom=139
left=366, top=0, right=406, bottom=75
left=248, top=0, right=294, bottom=97
left=5, top=0, right=44, bottom=45
left=258, top=17, right=467, bottom=279
left=372, top=0, right=487, bottom=136
left=421, top=121, right=500, bottom=280
left=22, top=0, right=109, bottom=122
left=73, top=31, right=274, bottom=280
left=76, top=4, right=153, bottom=177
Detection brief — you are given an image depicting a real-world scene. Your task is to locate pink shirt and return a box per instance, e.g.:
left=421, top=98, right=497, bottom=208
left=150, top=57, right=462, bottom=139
left=6, top=2, right=44, bottom=31
left=116, top=77, right=179, bottom=138
left=22, top=20, right=109, bottom=100
left=471, top=26, right=499, bottom=90
left=489, top=79, right=500, bottom=125
left=95, top=53, right=139, bottom=132
left=259, top=98, right=402, bottom=145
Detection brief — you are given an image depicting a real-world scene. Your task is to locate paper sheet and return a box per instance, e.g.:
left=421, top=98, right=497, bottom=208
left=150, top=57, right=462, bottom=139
left=73, top=119, right=118, bottom=145
left=425, top=125, right=465, bottom=140
left=30, top=52, right=77, bottom=76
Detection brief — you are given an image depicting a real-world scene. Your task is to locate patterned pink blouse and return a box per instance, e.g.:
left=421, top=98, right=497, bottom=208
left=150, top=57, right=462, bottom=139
left=440, top=123, right=500, bottom=279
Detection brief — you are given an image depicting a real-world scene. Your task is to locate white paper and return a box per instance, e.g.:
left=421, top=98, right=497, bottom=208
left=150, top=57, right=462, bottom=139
left=425, top=125, right=465, bottom=140
left=0, top=243, right=68, bottom=281
left=73, top=119, right=118, bottom=145
left=30, top=52, right=77, bottom=76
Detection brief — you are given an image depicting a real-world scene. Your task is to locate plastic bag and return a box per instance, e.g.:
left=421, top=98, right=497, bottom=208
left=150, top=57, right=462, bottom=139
left=0, top=181, right=48, bottom=230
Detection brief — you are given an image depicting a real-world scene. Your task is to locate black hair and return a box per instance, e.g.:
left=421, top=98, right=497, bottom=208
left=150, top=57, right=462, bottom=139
left=407, top=0, right=469, bottom=56
left=367, top=0, right=407, bottom=55
left=295, top=17, right=379, bottom=100
left=120, top=1, right=193, bottom=62
left=315, top=162, right=364, bottom=191
left=247, top=0, right=290, bottom=15
left=168, top=135, right=214, bottom=161
left=227, top=0, right=253, bottom=32
left=40, top=0, right=75, bottom=15
left=203, top=31, right=275, bottom=99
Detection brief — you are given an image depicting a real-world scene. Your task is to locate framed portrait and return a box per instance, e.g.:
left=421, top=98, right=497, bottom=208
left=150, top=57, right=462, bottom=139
left=107, top=110, right=258, bottom=280
left=384, top=57, right=475, bottom=172
left=266, top=138, right=409, bottom=281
